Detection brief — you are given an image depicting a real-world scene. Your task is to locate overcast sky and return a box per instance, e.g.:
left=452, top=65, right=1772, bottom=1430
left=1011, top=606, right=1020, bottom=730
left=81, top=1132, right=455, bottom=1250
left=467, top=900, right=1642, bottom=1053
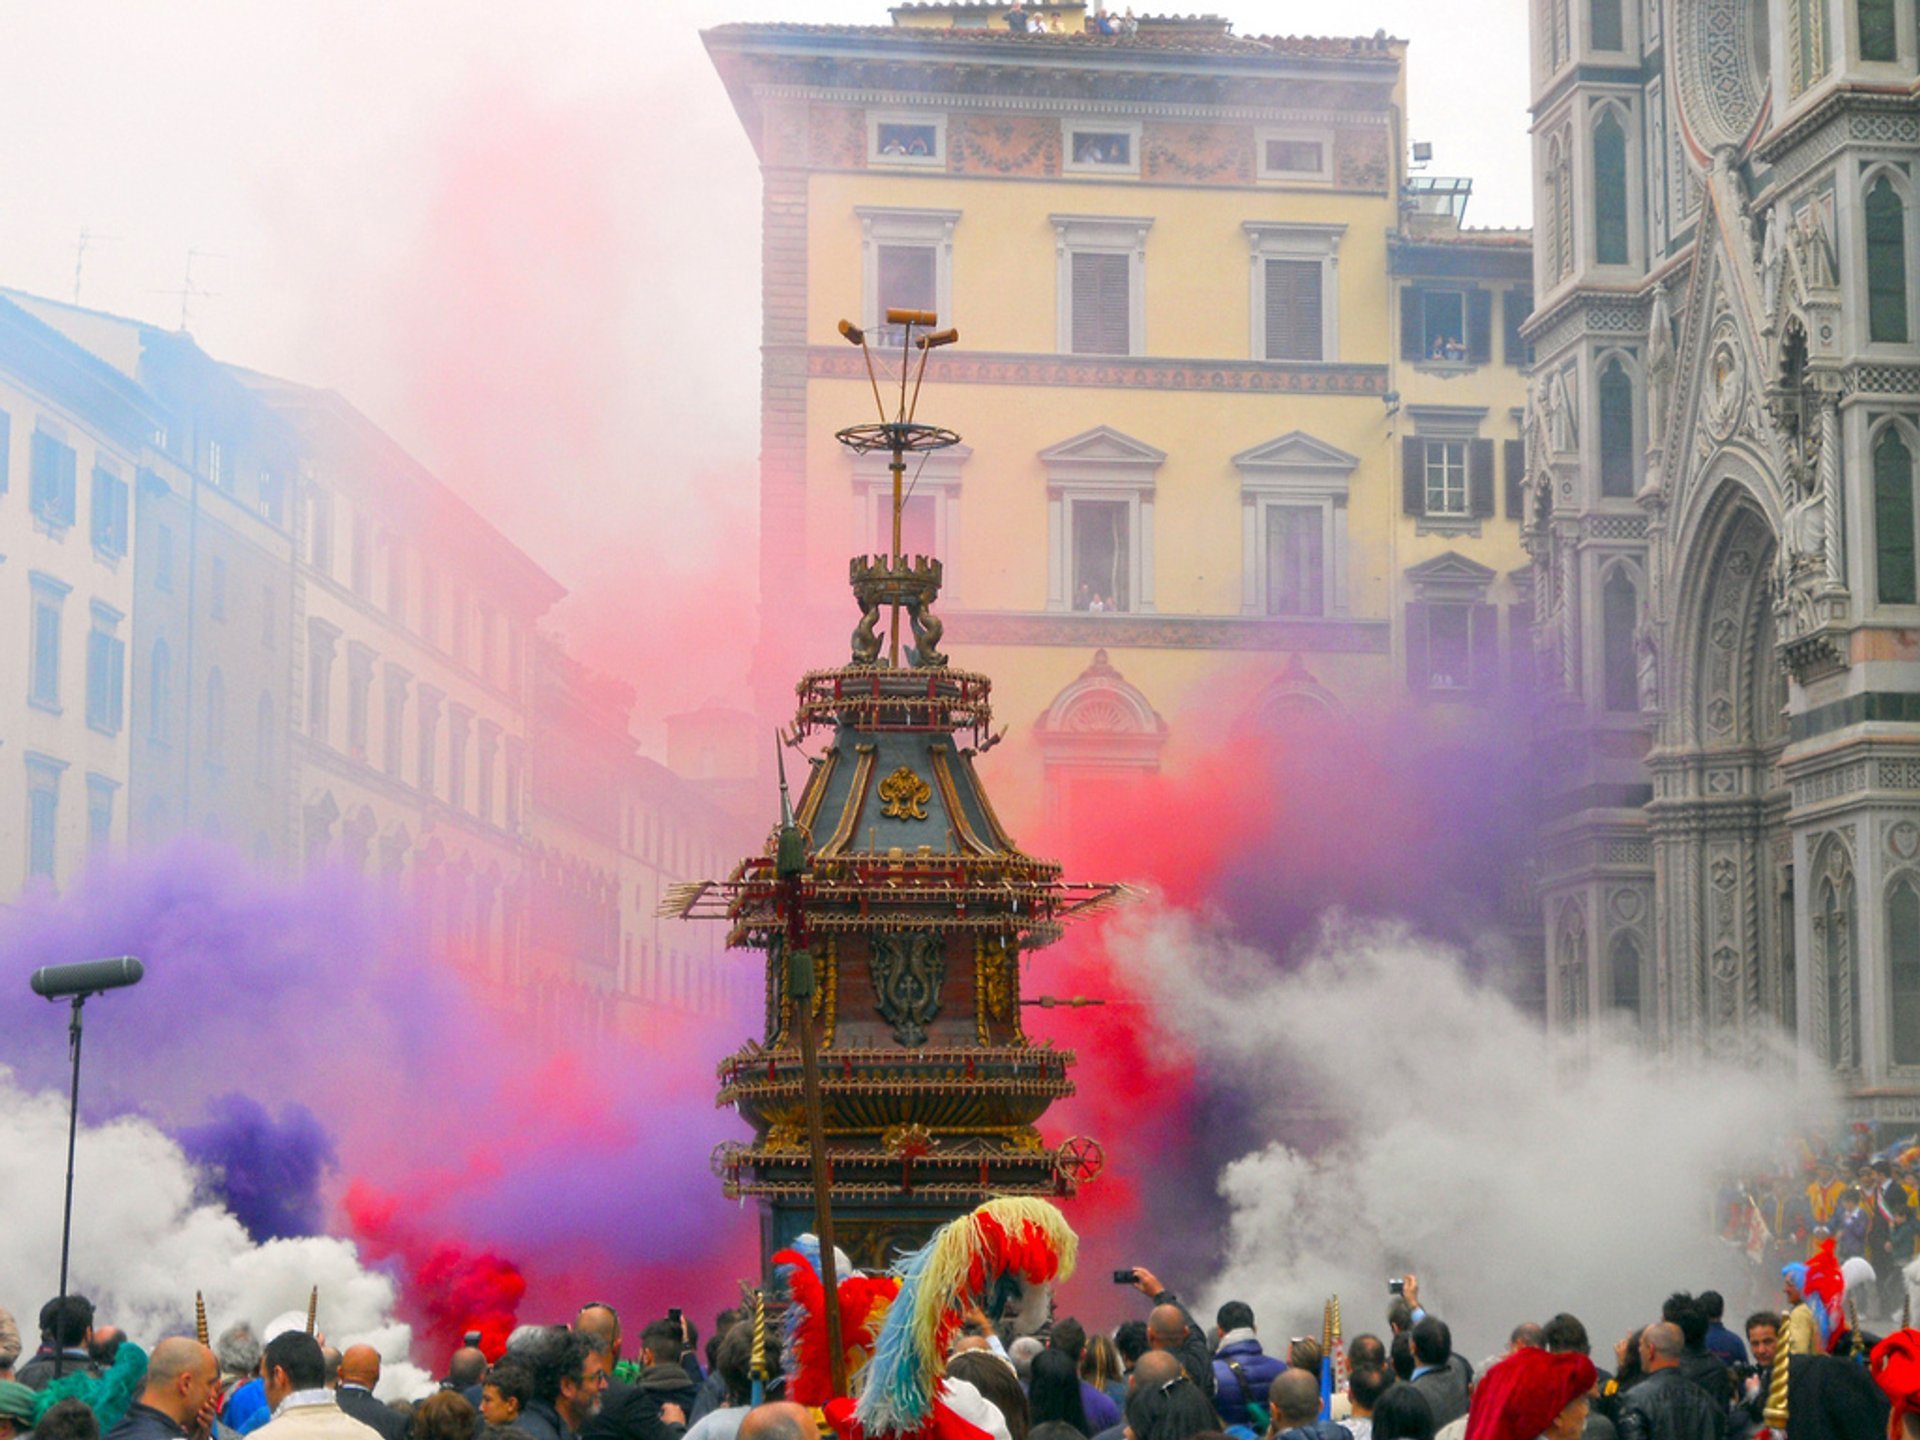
left=0, top=0, right=1531, bottom=721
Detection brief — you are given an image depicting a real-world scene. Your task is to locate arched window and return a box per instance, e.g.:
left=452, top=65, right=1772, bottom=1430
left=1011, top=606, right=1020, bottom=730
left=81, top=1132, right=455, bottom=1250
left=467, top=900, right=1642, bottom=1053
left=255, top=691, right=276, bottom=787
left=1859, top=0, right=1898, bottom=60
left=1891, top=876, right=1920, bottom=1065
left=1876, top=426, right=1916, bottom=604
left=1590, top=0, right=1623, bottom=49
left=1867, top=176, right=1909, bottom=342
left=1593, top=110, right=1629, bottom=265
left=1602, top=567, right=1639, bottom=711
left=149, top=640, right=171, bottom=744
left=1609, top=933, right=1642, bottom=1016
left=1598, top=358, right=1635, bottom=496
left=1544, top=140, right=1566, bottom=286
left=205, top=667, right=225, bottom=765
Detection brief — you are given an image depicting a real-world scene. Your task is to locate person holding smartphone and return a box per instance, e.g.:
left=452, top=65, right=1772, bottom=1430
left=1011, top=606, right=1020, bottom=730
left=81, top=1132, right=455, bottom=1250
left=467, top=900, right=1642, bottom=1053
left=1120, top=1269, right=1216, bottom=1403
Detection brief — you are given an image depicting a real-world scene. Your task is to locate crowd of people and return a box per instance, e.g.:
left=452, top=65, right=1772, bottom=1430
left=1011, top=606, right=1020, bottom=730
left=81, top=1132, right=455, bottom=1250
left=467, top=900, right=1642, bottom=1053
left=1720, top=1134, right=1920, bottom=1318
left=5, top=1249, right=1920, bottom=1440
left=1001, top=5, right=1139, bottom=36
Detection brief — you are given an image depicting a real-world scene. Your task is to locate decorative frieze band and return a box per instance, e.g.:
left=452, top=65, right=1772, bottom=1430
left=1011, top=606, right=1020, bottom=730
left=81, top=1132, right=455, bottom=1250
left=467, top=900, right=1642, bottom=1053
left=805, top=346, right=1391, bottom=396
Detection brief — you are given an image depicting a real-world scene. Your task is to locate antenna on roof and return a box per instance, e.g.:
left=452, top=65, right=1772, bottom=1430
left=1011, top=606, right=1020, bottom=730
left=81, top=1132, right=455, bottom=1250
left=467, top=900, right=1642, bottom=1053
left=149, top=248, right=225, bottom=332
left=72, top=229, right=118, bottom=305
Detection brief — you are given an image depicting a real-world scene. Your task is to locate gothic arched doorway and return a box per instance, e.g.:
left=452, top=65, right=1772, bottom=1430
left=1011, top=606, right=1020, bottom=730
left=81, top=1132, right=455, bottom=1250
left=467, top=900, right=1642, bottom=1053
left=1650, top=483, right=1791, bottom=1051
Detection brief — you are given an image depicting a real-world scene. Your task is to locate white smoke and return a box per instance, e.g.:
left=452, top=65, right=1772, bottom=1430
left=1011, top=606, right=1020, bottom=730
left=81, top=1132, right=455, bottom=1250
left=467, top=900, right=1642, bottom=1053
left=0, top=1066, right=431, bottom=1398
left=1106, top=909, right=1839, bottom=1363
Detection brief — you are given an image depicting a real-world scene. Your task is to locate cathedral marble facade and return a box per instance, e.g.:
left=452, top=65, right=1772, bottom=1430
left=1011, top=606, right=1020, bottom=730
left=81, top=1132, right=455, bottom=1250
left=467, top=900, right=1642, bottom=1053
left=1527, top=0, right=1920, bottom=1115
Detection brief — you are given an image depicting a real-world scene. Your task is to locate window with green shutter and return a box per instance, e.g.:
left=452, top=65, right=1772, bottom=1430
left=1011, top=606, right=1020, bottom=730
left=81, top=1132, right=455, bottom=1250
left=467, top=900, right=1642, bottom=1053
left=1599, top=359, right=1636, bottom=497
left=1593, top=111, right=1629, bottom=265
left=1867, top=177, right=1909, bottom=343
left=1859, top=0, right=1898, bottom=59
left=1877, top=426, right=1917, bottom=604
left=1590, top=0, right=1623, bottom=49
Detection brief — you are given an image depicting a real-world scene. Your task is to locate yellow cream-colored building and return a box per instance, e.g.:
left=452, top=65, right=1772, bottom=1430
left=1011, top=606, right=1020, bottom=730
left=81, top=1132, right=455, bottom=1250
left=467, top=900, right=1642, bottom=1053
left=708, top=3, right=1534, bottom=836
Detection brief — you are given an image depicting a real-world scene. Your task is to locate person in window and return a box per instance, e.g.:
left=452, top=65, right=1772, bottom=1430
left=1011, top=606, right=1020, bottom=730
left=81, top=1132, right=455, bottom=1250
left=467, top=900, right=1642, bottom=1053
left=1121, top=7, right=1138, bottom=32
left=1430, top=335, right=1449, bottom=360
left=907, top=134, right=929, bottom=156
left=881, top=136, right=907, bottom=155
left=1089, top=593, right=1108, bottom=613
left=1074, top=583, right=1092, bottom=612
left=1005, top=2, right=1028, bottom=32
left=1445, top=336, right=1466, bottom=361
left=1094, top=5, right=1116, bottom=33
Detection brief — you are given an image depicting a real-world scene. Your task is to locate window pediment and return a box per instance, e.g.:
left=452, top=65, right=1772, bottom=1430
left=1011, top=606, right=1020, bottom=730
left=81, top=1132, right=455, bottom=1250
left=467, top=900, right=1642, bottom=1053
left=1039, top=425, right=1165, bottom=489
left=1406, top=550, right=1498, bottom=602
left=1233, top=431, right=1359, bottom=494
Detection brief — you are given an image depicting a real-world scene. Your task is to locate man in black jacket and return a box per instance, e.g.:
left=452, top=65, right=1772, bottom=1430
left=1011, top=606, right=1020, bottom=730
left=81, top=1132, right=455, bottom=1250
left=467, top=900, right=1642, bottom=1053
left=582, top=1320, right=693, bottom=1440
left=1617, top=1325, right=1725, bottom=1440
left=102, top=1338, right=218, bottom=1440
left=1125, top=1269, right=1217, bottom=1402
left=1662, top=1295, right=1733, bottom=1409
left=16, top=1297, right=101, bottom=1391
left=336, top=1347, right=409, bottom=1440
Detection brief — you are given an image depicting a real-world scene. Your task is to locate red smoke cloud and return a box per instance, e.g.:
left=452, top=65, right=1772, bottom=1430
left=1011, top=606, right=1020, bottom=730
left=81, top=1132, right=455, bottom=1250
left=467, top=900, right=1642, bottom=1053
left=345, top=1179, right=529, bottom=1362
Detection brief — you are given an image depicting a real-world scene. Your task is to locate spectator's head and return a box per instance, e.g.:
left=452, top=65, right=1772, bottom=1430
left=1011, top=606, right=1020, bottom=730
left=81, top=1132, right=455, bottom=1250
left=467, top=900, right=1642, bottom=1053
left=1409, top=1318, right=1450, bottom=1369
left=1268, top=1369, right=1321, bottom=1427
left=1745, top=1314, right=1781, bottom=1370
left=575, top=1305, right=622, bottom=1366
left=447, top=1347, right=488, bottom=1390
left=1147, top=1307, right=1188, bottom=1354
left=1660, top=1295, right=1707, bottom=1351
left=947, top=1350, right=1028, bottom=1440
left=738, top=1402, right=817, bottom=1440
left=322, top=1347, right=342, bottom=1389
left=1115, top=1322, right=1149, bottom=1371
left=1541, top=1315, right=1590, bottom=1357
left=1123, top=1367, right=1215, bottom=1440
left=215, top=1324, right=262, bottom=1383
left=1369, top=1385, right=1436, bottom=1440
left=414, top=1391, right=478, bottom=1440
left=0, top=1380, right=32, bottom=1440
left=263, top=1332, right=328, bottom=1410
left=713, top=1322, right=756, bottom=1409
left=1132, top=1353, right=1182, bottom=1392
left=709, top=1311, right=743, bottom=1373
left=1639, top=1323, right=1685, bottom=1372
left=1285, top=1337, right=1321, bottom=1375
left=88, top=1328, right=125, bottom=1366
left=1215, top=1303, right=1255, bottom=1338
left=1386, top=1299, right=1415, bottom=1336
left=1050, top=1319, right=1087, bottom=1363
left=39, top=1297, right=93, bottom=1351
left=1083, top=1332, right=1125, bottom=1390
left=339, top=1345, right=383, bottom=1392
left=1509, top=1323, right=1544, bottom=1353
left=140, top=1337, right=219, bottom=1429
left=1389, top=1331, right=1415, bottom=1382
left=524, top=1328, right=605, bottom=1432
left=35, top=1398, right=100, bottom=1440
left=1615, top=1329, right=1646, bottom=1387
left=1348, top=1366, right=1392, bottom=1419
left=1347, top=1335, right=1386, bottom=1373
left=1008, top=1336, right=1044, bottom=1383
left=1029, top=1348, right=1089, bottom=1436
left=641, top=1320, right=683, bottom=1367
left=481, top=1359, right=533, bottom=1427
left=1699, top=1292, right=1726, bottom=1324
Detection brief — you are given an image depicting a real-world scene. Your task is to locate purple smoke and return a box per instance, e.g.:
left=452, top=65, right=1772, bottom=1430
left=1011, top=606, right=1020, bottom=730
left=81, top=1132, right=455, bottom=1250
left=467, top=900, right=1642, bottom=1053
left=177, top=1094, right=337, bottom=1240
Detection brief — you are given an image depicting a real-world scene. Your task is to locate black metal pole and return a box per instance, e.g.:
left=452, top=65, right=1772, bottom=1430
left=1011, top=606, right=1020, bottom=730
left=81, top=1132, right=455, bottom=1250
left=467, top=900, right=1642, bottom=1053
left=54, top=994, right=84, bottom=1382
